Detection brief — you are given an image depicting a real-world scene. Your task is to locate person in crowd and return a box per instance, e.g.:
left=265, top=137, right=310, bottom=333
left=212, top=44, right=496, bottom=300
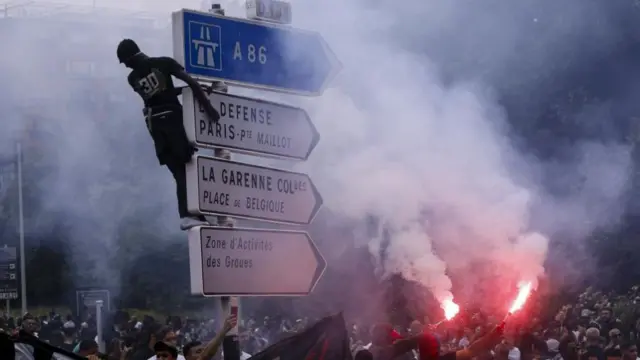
left=64, top=314, right=76, bottom=330
left=620, top=342, right=639, bottom=360
left=76, top=338, right=103, bottom=360
left=457, top=328, right=473, bottom=349
left=127, top=327, right=156, bottom=360
left=580, top=327, right=605, bottom=360
left=154, top=341, right=180, bottom=360
left=363, top=320, right=504, bottom=360
left=604, top=328, right=623, bottom=360
left=116, top=38, right=220, bottom=230
left=60, top=326, right=77, bottom=352
left=493, top=342, right=510, bottom=360
left=147, top=326, right=184, bottom=360
left=12, top=313, right=41, bottom=360
left=591, top=309, right=623, bottom=342
left=20, top=313, right=39, bottom=336
left=188, top=315, right=237, bottom=360
left=182, top=341, right=203, bottom=360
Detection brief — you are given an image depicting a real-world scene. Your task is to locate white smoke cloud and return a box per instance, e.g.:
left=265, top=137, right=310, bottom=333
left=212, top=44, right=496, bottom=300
left=0, top=0, right=631, bottom=306
left=286, top=0, right=632, bottom=304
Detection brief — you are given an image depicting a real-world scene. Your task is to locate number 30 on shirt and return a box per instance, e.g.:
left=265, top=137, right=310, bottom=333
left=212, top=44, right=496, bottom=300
left=138, top=73, right=161, bottom=96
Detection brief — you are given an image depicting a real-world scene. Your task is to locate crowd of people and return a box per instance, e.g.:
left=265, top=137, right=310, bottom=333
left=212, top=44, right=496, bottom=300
left=345, top=286, right=640, bottom=360
left=2, top=286, right=640, bottom=360
left=0, top=309, right=314, bottom=359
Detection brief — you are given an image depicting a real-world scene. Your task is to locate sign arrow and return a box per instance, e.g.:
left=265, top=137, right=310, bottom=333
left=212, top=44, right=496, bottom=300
left=172, top=9, right=341, bottom=96
left=182, top=88, right=319, bottom=160
left=187, top=226, right=326, bottom=296
left=186, top=155, right=323, bottom=225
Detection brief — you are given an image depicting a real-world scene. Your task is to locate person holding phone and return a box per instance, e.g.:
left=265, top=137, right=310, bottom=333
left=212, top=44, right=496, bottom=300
left=182, top=315, right=237, bottom=360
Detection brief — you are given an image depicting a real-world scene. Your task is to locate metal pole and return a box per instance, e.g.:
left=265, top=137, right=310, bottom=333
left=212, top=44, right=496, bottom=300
left=96, top=300, right=105, bottom=353
left=208, top=6, right=240, bottom=360
left=5, top=299, right=9, bottom=317
left=17, top=142, right=26, bottom=315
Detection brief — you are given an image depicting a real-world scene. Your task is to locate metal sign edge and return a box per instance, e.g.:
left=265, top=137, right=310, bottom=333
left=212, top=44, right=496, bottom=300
left=196, top=226, right=323, bottom=296
left=192, top=76, right=325, bottom=97
left=187, top=90, right=318, bottom=160
left=171, top=10, right=186, bottom=70
left=178, top=9, right=333, bottom=96
left=180, top=8, right=314, bottom=34
left=303, top=232, right=327, bottom=293
left=192, top=155, right=323, bottom=225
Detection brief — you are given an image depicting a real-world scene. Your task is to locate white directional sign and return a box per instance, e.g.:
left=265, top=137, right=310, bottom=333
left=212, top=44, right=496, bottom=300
left=186, top=155, right=322, bottom=224
left=188, top=226, right=326, bottom=296
left=183, top=88, right=319, bottom=160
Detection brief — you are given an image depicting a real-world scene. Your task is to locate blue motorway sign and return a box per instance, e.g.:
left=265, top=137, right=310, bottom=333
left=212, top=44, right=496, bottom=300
left=171, top=9, right=341, bottom=96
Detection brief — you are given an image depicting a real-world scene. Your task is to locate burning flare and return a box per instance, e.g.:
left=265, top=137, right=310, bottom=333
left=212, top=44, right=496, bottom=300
left=508, top=282, right=532, bottom=314
left=442, top=298, right=460, bottom=320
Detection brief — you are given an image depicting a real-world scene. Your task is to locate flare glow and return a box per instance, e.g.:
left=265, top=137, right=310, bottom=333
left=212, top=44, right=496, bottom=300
left=442, top=298, right=460, bottom=320
left=508, top=282, right=532, bottom=314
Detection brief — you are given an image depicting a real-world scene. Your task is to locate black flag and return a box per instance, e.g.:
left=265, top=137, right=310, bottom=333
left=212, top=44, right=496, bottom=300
left=249, top=313, right=352, bottom=360
left=0, top=330, right=87, bottom=360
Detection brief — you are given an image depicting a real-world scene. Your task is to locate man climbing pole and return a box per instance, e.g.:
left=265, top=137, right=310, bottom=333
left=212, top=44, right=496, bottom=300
left=117, top=38, right=219, bottom=230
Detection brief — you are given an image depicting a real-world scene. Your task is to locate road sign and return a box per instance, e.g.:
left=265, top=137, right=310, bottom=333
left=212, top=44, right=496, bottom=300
left=171, top=9, right=341, bottom=95
left=188, top=226, right=326, bottom=296
left=0, top=247, right=18, bottom=300
left=187, top=155, right=322, bottom=224
left=245, top=0, right=292, bottom=24
left=75, top=289, right=110, bottom=317
left=182, top=88, right=319, bottom=160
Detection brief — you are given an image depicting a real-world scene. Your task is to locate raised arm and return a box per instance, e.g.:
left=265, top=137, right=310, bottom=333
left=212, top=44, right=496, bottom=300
left=174, top=69, right=221, bottom=123
left=164, top=57, right=220, bottom=123
left=197, top=316, right=238, bottom=360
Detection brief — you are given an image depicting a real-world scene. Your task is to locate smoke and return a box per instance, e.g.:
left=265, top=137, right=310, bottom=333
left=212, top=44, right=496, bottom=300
left=285, top=0, right=633, bottom=306
left=0, top=0, right=185, bottom=293
left=0, top=0, right=633, bottom=310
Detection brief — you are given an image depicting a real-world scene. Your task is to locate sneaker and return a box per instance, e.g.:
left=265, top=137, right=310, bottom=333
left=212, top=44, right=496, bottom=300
left=180, top=216, right=208, bottom=230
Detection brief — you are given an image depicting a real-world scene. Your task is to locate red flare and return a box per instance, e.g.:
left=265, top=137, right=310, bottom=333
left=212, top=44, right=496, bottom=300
left=508, top=282, right=532, bottom=314
left=390, top=329, right=403, bottom=341
left=442, top=298, right=460, bottom=320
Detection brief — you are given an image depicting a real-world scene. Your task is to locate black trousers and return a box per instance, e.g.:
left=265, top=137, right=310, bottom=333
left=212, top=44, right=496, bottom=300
left=165, top=157, right=190, bottom=218
left=146, top=107, right=204, bottom=220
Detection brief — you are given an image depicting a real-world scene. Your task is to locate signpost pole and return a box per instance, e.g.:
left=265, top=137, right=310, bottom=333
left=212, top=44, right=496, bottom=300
left=207, top=7, right=240, bottom=360
left=96, top=300, right=105, bottom=353
left=5, top=299, right=9, bottom=316
left=17, top=142, right=26, bottom=315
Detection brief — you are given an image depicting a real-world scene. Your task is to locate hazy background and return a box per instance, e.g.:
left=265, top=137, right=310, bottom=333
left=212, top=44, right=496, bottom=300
left=0, top=0, right=639, bottom=319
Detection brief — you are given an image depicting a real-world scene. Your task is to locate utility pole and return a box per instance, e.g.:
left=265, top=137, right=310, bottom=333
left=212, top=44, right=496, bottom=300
left=17, top=142, right=26, bottom=315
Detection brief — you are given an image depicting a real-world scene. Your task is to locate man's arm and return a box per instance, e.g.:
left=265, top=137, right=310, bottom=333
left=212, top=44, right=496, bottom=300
left=389, top=337, right=419, bottom=357
left=127, top=72, right=144, bottom=98
left=172, top=68, right=220, bottom=123
left=197, top=316, right=237, bottom=360
left=455, top=324, right=504, bottom=360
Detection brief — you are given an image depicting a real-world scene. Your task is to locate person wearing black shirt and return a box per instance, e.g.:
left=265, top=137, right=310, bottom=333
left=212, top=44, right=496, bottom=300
left=580, top=327, right=605, bottom=360
left=604, top=329, right=623, bottom=360
left=116, top=38, right=220, bottom=230
left=59, top=327, right=77, bottom=353
left=620, top=342, right=638, bottom=360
